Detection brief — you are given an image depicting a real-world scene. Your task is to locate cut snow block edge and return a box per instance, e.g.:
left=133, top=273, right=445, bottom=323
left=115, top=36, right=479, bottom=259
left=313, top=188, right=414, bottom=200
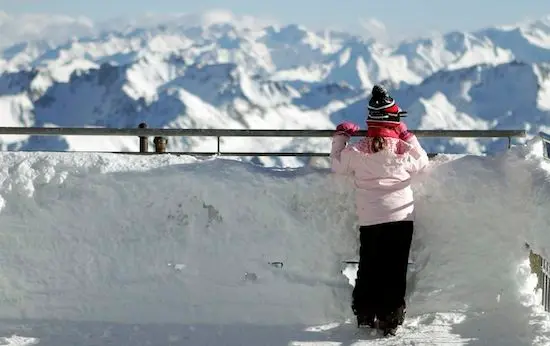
left=0, top=146, right=545, bottom=344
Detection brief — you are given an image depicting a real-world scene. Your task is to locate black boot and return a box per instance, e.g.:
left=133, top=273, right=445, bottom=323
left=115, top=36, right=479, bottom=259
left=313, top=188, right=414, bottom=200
left=377, top=319, right=398, bottom=336
left=356, top=313, right=376, bottom=328
left=397, top=304, right=406, bottom=325
left=378, top=309, right=401, bottom=336
left=383, top=326, right=398, bottom=337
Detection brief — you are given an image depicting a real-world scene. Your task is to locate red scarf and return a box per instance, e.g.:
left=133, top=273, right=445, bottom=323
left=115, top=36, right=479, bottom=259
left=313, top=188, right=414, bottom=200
left=366, top=120, right=400, bottom=139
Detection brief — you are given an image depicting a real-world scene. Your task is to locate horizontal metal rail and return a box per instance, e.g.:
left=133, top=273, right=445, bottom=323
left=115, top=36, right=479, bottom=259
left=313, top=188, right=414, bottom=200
left=112, top=151, right=442, bottom=158
left=0, top=127, right=527, bottom=156
left=0, top=127, right=527, bottom=138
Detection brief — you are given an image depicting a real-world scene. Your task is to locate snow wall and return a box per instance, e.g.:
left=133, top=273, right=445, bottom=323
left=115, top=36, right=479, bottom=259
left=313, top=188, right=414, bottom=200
left=0, top=137, right=549, bottom=345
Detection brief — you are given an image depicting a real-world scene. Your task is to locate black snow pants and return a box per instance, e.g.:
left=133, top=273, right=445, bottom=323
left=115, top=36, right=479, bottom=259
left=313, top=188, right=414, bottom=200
left=351, top=220, right=414, bottom=326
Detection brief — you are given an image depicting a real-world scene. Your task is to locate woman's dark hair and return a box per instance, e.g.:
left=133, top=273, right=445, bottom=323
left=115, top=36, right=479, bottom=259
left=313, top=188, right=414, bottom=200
left=371, top=136, right=387, bottom=153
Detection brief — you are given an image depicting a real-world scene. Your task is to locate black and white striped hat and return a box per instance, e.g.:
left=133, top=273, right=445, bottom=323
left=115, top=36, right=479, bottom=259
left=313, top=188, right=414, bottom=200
left=367, top=85, right=407, bottom=123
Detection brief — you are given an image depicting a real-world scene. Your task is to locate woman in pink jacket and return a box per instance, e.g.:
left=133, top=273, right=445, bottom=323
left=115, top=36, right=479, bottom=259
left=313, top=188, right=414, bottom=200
left=331, top=85, right=429, bottom=336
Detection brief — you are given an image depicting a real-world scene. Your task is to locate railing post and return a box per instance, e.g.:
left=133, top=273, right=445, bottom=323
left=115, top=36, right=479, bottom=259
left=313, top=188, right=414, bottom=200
left=138, top=122, right=148, bottom=153
left=539, top=132, right=550, bottom=159
left=154, top=136, right=167, bottom=153
left=544, top=258, right=549, bottom=311
left=217, top=136, right=220, bottom=155
left=527, top=244, right=549, bottom=312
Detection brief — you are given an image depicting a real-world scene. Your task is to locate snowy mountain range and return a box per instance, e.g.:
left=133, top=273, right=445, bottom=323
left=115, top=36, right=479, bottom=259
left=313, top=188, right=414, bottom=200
left=1, top=10, right=550, bottom=166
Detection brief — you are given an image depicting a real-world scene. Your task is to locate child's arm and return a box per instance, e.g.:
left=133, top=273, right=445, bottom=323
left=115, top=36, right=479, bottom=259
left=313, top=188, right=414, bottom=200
left=330, top=134, right=353, bottom=174
left=403, top=135, right=429, bottom=174
left=397, top=123, right=429, bottom=173
left=330, top=122, right=358, bottom=175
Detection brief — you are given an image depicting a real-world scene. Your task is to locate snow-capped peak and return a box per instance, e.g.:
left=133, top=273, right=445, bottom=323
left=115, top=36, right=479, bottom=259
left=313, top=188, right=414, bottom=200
left=1, top=11, right=550, bottom=165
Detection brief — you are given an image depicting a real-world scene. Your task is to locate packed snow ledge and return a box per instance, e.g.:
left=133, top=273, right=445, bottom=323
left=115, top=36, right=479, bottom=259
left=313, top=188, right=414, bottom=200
left=0, top=137, right=548, bottom=345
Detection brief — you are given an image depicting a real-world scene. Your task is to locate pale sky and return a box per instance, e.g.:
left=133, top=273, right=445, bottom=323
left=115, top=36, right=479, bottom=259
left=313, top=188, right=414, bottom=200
left=1, top=0, right=550, bottom=41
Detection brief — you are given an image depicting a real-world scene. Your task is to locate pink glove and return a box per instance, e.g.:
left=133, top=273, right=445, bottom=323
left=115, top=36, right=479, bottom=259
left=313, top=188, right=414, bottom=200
left=397, top=122, right=414, bottom=142
left=336, top=121, right=359, bottom=136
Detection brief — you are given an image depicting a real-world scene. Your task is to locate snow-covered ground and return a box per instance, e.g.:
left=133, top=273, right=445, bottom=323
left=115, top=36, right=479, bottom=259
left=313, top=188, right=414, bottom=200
left=0, top=137, right=547, bottom=345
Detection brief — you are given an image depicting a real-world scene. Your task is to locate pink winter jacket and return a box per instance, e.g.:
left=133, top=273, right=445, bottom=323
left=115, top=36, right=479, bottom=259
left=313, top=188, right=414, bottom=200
left=330, top=134, right=429, bottom=226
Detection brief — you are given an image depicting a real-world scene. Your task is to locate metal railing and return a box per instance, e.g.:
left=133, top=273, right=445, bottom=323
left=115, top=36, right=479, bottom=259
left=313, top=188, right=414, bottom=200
left=542, top=257, right=550, bottom=311
left=526, top=135, right=550, bottom=311
left=541, top=131, right=550, bottom=159
left=528, top=244, right=550, bottom=312
left=0, top=125, right=527, bottom=157
left=531, top=132, right=550, bottom=311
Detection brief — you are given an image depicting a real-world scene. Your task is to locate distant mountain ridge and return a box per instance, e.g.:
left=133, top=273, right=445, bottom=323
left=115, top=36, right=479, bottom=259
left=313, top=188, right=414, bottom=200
left=0, top=11, right=549, bottom=166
